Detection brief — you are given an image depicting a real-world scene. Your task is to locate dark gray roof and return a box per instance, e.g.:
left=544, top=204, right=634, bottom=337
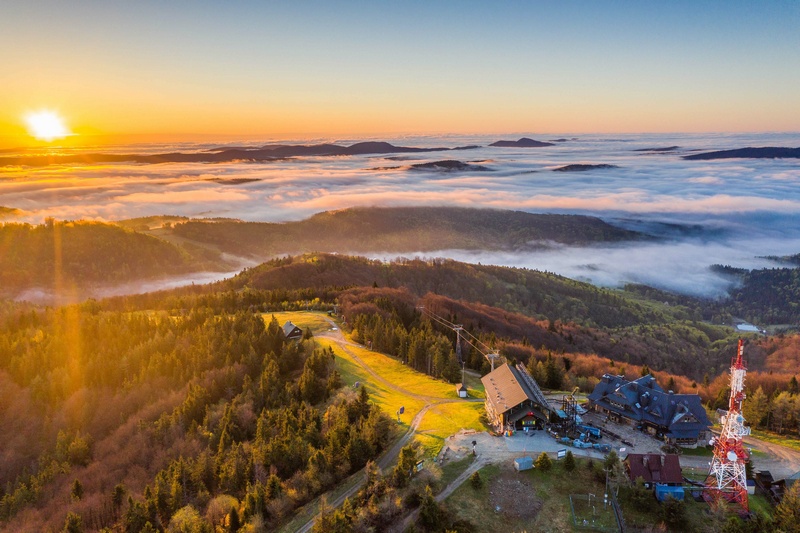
left=589, top=374, right=710, bottom=438
left=282, top=321, right=302, bottom=338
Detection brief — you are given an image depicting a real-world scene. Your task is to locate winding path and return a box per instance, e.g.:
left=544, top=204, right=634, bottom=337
left=297, top=320, right=800, bottom=532
left=295, top=323, right=467, bottom=533
left=391, top=454, right=490, bottom=533
left=318, top=329, right=449, bottom=404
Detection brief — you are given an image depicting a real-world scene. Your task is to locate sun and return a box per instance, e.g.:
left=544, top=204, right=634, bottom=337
left=24, top=110, right=72, bottom=142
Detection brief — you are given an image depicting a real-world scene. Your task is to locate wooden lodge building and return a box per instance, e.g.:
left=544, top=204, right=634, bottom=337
left=588, top=374, right=711, bottom=448
left=481, top=363, right=554, bottom=432
left=282, top=321, right=303, bottom=341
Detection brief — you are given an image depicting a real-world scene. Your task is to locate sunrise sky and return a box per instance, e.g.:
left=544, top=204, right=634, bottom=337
left=1, top=1, right=798, bottom=147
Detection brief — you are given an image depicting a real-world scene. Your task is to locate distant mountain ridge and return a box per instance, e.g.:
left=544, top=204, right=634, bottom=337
left=490, top=137, right=554, bottom=147
left=552, top=164, right=618, bottom=172
left=683, top=147, right=800, bottom=160
left=0, top=221, right=216, bottom=300
left=369, top=160, right=493, bottom=172
left=224, top=253, right=742, bottom=379
left=0, top=207, right=646, bottom=302
left=226, top=253, right=670, bottom=329
left=0, top=141, right=480, bottom=167
left=0, top=206, right=23, bottom=219
left=409, top=160, right=492, bottom=172
left=168, top=206, right=646, bottom=258
left=633, top=146, right=680, bottom=152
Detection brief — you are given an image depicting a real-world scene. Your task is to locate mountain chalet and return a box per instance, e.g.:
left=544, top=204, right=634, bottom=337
left=588, top=374, right=711, bottom=448
left=481, top=363, right=554, bottom=432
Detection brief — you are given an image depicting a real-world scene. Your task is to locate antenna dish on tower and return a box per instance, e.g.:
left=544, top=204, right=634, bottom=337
left=705, top=338, right=750, bottom=512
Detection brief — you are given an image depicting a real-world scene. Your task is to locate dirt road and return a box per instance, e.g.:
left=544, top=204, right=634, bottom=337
left=299, top=321, right=800, bottom=531
left=296, top=323, right=466, bottom=533
left=391, top=454, right=490, bottom=533
left=743, top=434, right=800, bottom=479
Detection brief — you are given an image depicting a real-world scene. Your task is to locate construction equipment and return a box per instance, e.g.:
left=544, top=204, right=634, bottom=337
left=577, top=425, right=602, bottom=440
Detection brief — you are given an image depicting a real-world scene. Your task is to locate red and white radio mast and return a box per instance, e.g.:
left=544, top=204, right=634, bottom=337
left=706, top=339, right=750, bottom=512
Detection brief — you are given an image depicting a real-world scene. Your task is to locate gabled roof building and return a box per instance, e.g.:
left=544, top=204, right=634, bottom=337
left=588, top=374, right=711, bottom=448
left=481, top=363, right=554, bottom=432
left=455, top=383, right=468, bottom=398
left=625, top=453, right=683, bottom=487
left=625, top=453, right=685, bottom=501
left=282, top=321, right=303, bottom=341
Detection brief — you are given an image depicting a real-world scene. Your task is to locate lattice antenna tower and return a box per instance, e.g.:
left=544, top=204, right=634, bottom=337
left=705, top=339, right=750, bottom=512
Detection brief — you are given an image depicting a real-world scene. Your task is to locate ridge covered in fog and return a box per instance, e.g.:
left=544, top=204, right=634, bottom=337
left=2, top=132, right=799, bottom=297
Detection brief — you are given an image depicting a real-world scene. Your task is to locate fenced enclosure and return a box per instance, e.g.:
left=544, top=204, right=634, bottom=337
left=569, top=494, right=622, bottom=532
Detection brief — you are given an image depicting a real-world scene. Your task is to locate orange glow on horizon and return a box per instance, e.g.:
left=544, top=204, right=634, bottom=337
left=24, top=110, right=73, bottom=142
left=0, top=97, right=798, bottom=151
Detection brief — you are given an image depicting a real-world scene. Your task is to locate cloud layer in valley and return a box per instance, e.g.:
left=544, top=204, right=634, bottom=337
left=394, top=235, right=800, bottom=298
left=2, top=132, right=799, bottom=297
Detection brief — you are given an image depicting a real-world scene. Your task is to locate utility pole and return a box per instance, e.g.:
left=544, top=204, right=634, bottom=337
left=454, top=325, right=464, bottom=363
left=488, top=351, right=499, bottom=371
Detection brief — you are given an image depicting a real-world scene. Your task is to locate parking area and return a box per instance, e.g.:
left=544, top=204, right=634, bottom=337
left=440, top=413, right=670, bottom=467
left=502, top=430, right=607, bottom=458
left=442, top=428, right=610, bottom=465
left=438, top=413, right=800, bottom=486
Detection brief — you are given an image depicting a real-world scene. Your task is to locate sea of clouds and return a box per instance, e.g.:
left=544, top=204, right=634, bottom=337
left=2, top=132, right=799, bottom=297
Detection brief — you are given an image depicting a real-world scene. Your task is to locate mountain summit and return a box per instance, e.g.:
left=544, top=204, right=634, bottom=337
left=490, top=137, right=555, bottom=148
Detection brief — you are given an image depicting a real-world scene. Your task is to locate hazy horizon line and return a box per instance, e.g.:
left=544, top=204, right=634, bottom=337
left=3, top=129, right=800, bottom=150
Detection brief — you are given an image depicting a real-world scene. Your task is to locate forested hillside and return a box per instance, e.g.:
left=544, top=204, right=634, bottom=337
left=710, top=265, right=800, bottom=325
left=0, top=305, right=392, bottom=532
left=0, top=221, right=227, bottom=299
left=0, top=207, right=645, bottom=302
left=229, top=254, right=682, bottom=329
left=226, top=254, right=780, bottom=380
left=6, top=208, right=798, bottom=334
left=167, top=206, right=645, bottom=257
left=1, top=251, right=799, bottom=532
